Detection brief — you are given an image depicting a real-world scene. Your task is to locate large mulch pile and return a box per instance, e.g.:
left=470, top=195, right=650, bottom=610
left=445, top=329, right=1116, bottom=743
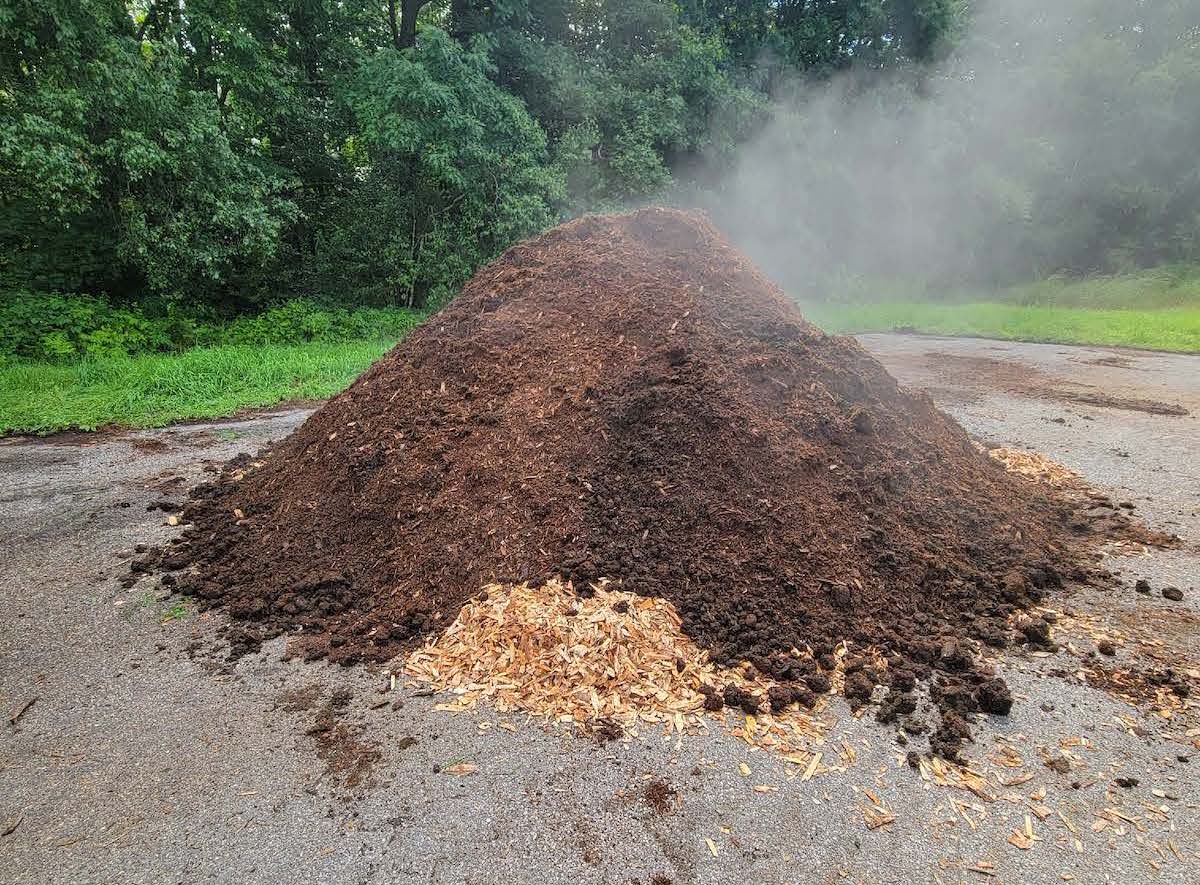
left=149, top=208, right=1150, bottom=758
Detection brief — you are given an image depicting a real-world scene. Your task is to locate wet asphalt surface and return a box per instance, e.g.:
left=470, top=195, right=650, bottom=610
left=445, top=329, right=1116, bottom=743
left=1, top=334, right=1198, bottom=884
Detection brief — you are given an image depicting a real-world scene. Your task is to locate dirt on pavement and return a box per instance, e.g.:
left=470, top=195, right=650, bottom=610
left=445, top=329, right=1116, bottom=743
left=916, top=351, right=1191, bottom=416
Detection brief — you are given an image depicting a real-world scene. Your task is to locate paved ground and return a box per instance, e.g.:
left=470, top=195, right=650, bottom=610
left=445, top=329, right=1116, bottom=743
left=1, top=334, right=1198, bottom=885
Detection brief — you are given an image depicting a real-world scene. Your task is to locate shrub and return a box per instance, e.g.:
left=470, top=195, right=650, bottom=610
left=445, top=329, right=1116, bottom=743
left=0, top=292, right=133, bottom=360
left=0, top=292, right=424, bottom=362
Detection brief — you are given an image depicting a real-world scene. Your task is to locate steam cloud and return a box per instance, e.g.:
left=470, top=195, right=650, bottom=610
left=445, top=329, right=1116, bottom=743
left=699, top=0, right=1198, bottom=297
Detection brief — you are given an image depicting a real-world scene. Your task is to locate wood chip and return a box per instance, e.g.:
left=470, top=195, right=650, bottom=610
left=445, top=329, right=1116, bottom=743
left=864, top=807, right=895, bottom=829
left=1057, top=809, right=1079, bottom=835
left=989, top=448, right=1078, bottom=486
left=1007, top=830, right=1034, bottom=850
left=9, top=697, right=36, bottom=726
left=999, top=772, right=1034, bottom=787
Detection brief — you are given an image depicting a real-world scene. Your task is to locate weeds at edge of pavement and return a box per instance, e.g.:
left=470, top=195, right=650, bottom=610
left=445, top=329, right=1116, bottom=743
left=118, top=590, right=158, bottom=623
left=117, top=588, right=194, bottom=625
left=162, top=597, right=193, bottom=624
left=0, top=339, right=396, bottom=435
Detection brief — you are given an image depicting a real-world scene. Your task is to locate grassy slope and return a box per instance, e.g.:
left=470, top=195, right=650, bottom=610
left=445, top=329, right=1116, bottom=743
left=806, top=266, right=1200, bottom=352
left=0, top=340, right=394, bottom=434
left=806, top=302, right=1200, bottom=352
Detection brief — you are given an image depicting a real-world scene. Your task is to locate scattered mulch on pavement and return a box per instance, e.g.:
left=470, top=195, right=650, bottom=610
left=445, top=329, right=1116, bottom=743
left=129, top=437, right=171, bottom=454
left=274, top=683, right=323, bottom=713
left=306, top=691, right=380, bottom=793
left=1061, top=390, right=1189, bottom=417
left=1082, top=354, right=1138, bottom=369
left=919, top=352, right=1190, bottom=417
left=986, top=447, right=1174, bottom=552
left=1051, top=606, right=1200, bottom=720
left=146, top=207, right=1163, bottom=758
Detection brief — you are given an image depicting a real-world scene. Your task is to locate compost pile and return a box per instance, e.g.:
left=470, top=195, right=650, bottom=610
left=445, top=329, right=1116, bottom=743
left=159, top=208, right=1117, bottom=758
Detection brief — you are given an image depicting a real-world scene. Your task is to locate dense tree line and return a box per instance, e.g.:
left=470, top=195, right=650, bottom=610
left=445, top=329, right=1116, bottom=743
left=2, top=1, right=1197, bottom=313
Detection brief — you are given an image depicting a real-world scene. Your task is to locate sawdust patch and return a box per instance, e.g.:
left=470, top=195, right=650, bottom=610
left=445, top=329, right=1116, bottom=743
left=404, top=579, right=831, bottom=755
left=989, top=447, right=1079, bottom=487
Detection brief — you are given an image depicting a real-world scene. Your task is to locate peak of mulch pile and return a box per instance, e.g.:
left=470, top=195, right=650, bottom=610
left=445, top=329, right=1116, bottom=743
left=155, top=208, right=1145, bottom=759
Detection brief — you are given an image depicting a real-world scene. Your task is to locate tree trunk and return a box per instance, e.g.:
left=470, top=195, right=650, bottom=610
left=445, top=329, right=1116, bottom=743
left=386, top=0, right=402, bottom=50
left=389, top=0, right=426, bottom=50
left=135, top=4, right=158, bottom=42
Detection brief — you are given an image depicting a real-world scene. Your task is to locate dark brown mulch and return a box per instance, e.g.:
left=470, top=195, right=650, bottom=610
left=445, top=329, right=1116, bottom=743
left=643, top=780, right=677, bottom=814
left=146, top=208, right=1149, bottom=759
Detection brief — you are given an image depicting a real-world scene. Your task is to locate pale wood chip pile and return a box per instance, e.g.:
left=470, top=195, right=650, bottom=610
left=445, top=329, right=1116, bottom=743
left=988, top=447, right=1079, bottom=487
left=404, top=578, right=828, bottom=753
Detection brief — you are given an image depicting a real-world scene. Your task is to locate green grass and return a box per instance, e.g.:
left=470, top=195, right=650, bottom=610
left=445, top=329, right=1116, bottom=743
left=162, top=598, right=193, bottom=623
left=0, top=339, right=395, bottom=435
left=805, top=301, right=1200, bottom=352
left=827, top=264, right=1200, bottom=311
left=805, top=265, right=1200, bottom=352
left=994, top=265, right=1200, bottom=310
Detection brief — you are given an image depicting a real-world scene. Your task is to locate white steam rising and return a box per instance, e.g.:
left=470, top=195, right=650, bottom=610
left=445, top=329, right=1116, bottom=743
left=700, top=0, right=1199, bottom=296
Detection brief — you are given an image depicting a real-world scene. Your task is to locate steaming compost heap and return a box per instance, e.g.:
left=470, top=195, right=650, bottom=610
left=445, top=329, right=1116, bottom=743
left=162, top=208, right=1120, bottom=758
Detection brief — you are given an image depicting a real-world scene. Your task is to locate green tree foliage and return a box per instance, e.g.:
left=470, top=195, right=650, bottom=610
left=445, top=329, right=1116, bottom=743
left=317, top=29, right=563, bottom=305
left=448, top=0, right=765, bottom=211
left=0, top=0, right=293, bottom=302
left=1023, top=0, right=1200, bottom=274
left=680, top=0, right=964, bottom=81
left=701, top=0, right=1200, bottom=292
left=7, top=0, right=1194, bottom=323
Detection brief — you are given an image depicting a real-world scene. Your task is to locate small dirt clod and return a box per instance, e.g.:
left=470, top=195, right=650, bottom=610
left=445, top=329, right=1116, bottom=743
left=644, top=780, right=677, bottom=814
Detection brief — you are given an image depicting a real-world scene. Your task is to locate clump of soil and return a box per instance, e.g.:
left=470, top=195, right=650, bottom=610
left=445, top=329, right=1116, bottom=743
left=643, top=780, right=677, bottom=814
left=150, top=208, right=1142, bottom=758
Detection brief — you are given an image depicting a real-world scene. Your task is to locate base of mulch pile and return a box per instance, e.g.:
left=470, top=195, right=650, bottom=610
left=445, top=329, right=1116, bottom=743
left=139, top=208, right=1170, bottom=759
